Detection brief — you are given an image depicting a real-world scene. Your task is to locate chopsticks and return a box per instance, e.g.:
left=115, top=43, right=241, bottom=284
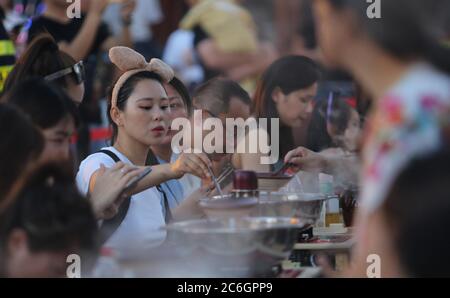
left=207, top=164, right=225, bottom=198
left=216, top=163, right=234, bottom=184
left=205, top=163, right=234, bottom=195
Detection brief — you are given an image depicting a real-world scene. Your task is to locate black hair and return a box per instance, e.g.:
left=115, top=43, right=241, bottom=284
left=253, top=56, right=321, bottom=158
left=297, top=0, right=316, bottom=49
left=0, top=104, right=44, bottom=208
left=193, top=78, right=251, bottom=116
left=107, top=71, right=165, bottom=145
left=0, top=163, right=99, bottom=277
left=3, top=33, right=78, bottom=93
left=354, top=82, right=372, bottom=127
left=307, top=95, right=353, bottom=152
left=383, top=148, right=450, bottom=277
left=169, top=76, right=192, bottom=115
left=328, top=0, right=450, bottom=74
left=307, top=100, right=333, bottom=152
left=4, top=78, right=80, bottom=129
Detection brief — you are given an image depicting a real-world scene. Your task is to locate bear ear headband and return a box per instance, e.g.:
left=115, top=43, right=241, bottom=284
left=109, top=46, right=175, bottom=107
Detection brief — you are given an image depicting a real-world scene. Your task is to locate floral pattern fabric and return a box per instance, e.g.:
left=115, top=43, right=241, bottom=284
left=360, top=63, right=450, bottom=212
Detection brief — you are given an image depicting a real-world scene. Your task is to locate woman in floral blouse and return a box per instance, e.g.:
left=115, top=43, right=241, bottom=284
left=285, top=0, right=450, bottom=276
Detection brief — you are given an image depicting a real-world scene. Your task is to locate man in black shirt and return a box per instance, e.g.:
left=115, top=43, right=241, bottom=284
left=28, top=0, right=134, bottom=61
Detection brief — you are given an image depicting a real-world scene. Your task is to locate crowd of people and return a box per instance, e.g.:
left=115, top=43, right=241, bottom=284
left=0, top=0, right=449, bottom=278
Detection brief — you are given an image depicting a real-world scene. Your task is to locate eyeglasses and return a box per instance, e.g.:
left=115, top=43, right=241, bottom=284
left=44, top=61, right=86, bottom=85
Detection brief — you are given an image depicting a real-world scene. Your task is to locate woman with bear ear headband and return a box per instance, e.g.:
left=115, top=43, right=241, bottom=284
left=76, top=47, right=213, bottom=256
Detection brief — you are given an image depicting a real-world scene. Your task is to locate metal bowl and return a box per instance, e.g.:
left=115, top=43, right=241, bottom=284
left=199, top=195, right=258, bottom=219
left=257, top=192, right=328, bottom=224
left=165, top=217, right=309, bottom=277
left=200, top=192, right=328, bottom=224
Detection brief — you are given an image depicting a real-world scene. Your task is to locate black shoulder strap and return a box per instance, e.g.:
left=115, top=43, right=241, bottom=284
left=97, top=149, right=132, bottom=245
left=146, top=150, right=173, bottom=224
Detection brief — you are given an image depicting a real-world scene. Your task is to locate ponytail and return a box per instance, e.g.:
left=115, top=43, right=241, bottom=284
left=3, top=33, right=77, bottom=93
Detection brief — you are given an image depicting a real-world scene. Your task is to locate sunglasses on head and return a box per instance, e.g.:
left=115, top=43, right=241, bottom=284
left=44, top=61, right=86, bottom=85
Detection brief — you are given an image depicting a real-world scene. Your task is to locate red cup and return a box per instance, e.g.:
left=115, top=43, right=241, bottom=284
left=233, top=170, right=258, bottom=191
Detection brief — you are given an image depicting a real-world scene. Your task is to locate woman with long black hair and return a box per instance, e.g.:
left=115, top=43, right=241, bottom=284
left=233, top=55, right=321, bottom=172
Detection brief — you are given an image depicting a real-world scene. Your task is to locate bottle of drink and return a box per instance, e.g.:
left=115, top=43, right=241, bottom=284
left=319, top=174, right=343, bottom=226
left=325, top=196, right=343, bottom=226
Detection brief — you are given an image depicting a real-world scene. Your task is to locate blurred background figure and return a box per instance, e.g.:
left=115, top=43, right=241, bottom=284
left=307, top=93, right=361, bottom=154
left=26, top=0, right=135, bottom=160
left=0, top=164, right=98, bottom=278
left=180, top=0, right=277, bottom=94
left=234, top=55, right=321, bottom=172
left=192, top=78, right=252, bottom=166
left=3, top=78, right=79, bottom=164
left=306, top=0, right=450, bottom=276
left=0, top=0, right=26, bottom=39
left=341, top=147, right=450, bottom=277
left=0, top=103, right=43, bottom=211
left=103, top=0, right=163, bottom=60
left=27, top=0, right=134, bottom=61
left=3, top=34, right=84, bottom=104
left=0, top=2, right=16, bottom=91
left=162, top=28, right=203, bottom=90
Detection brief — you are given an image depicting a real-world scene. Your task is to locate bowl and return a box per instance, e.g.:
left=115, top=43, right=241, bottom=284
left=257, top=192, right=328, bottom=224
left=199, top=192, right=328, bottom=224
left=199, top=195, right=258, bottom=219
left=165, top=217, right=309, bottom=277
left=257, top=173, right=293, bottom=191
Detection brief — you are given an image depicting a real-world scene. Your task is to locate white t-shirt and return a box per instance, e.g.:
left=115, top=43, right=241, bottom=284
left=162, top=29, right=204, bottom=85
left=76, top=147, right=166, bottom=260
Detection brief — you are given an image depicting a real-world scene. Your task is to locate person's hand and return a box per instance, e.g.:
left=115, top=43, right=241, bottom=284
left=120, top=0, right=136, bottom=25
left=284, top=147, right=327, bottom=172
left=90, top=162, right=142, bottom=219
left=170, top=152, right=212, bottom=180
left=90, top=0, right=111, bottom=16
